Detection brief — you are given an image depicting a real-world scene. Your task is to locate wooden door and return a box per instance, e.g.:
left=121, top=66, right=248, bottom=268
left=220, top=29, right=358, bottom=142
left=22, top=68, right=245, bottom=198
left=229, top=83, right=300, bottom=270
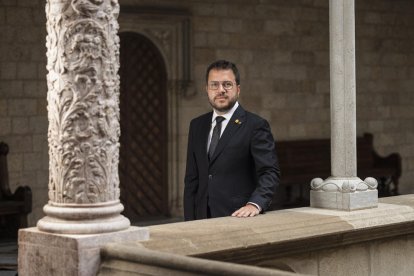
left=119, top=32, right=168, bottom=222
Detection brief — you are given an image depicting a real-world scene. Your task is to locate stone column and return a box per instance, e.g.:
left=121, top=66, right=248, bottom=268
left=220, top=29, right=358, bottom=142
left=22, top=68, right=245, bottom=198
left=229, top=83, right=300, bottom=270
left=19, top=2, right=149, bottom=275
left=35, top=0, right=130, bottom=234
left=310, top=0, right=378, bottom=210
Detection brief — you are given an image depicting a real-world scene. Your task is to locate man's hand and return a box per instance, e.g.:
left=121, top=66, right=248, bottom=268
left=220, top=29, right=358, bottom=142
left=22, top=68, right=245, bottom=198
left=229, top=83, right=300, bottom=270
left=231, top=204, right=260, bottom=218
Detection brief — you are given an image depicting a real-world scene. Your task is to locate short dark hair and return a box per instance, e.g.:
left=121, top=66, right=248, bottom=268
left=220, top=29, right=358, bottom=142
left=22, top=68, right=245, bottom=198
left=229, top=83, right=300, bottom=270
left=205, top=60, right=240, bottom=85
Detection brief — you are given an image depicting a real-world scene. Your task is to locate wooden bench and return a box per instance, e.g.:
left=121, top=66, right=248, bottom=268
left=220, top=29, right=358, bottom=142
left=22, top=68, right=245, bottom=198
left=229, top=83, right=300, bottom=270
left=0, top=142, right=32, bottom=239
left=271, top=133, right=402, bottom=210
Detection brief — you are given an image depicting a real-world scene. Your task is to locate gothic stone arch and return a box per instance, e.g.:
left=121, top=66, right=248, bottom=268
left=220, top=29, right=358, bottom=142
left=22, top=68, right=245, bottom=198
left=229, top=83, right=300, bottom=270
left=118, top=7, right=192, bottom=219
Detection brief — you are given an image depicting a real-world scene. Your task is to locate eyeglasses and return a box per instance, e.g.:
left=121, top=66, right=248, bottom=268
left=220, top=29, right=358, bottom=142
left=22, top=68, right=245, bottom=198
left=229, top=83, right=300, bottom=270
left=208, top=81, right=235, bottom=90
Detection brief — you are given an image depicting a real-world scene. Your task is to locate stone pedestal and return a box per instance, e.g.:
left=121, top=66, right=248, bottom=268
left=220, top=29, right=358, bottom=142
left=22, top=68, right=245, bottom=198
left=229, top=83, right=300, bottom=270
left=310, top=177, right=378, bottom=210
left=18, top=226, right=149, bottom=276
left=310, top=190, right=378, bottom=211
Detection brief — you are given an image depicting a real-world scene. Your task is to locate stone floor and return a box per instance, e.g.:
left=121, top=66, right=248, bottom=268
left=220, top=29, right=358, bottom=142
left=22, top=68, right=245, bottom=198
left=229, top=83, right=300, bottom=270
left=0, top=239, right=17, bottom=276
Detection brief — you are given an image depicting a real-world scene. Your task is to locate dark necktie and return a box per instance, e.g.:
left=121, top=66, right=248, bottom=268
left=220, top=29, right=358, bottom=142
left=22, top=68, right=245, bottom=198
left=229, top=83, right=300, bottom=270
left=208, top=116, right=225, bottom=160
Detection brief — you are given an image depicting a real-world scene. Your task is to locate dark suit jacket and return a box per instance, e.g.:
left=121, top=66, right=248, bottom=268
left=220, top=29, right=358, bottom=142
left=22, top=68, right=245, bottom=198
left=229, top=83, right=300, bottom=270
left=184, top=105, right=280, bottom=220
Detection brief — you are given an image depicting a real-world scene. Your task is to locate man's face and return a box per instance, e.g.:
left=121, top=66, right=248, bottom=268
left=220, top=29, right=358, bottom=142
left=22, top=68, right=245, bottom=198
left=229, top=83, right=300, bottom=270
left=206, top=69, right=240, bottom=114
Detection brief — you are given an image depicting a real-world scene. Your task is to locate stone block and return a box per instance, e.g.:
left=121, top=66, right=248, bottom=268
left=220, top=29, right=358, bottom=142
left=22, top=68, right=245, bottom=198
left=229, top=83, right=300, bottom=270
left=31, top=44, right=47, bottom=62
left=19, top=227, right=149, bottom=276
left=23, top=80, right=38, bottom=96
left=0, top=80, right=24, bottom=97
left=17, top=0, right=41, bottom=7
left=270, top=65, right=307, bottom=80
left=32, top=134, right=47, bottom=152
left=23, top=152, right=43, bottom=171
left=1, top=0, right=17, bottom=7
left=228, top=4, right=256, bottom=18
left=0, top=99, right=7, bottom=115
left=221, top=19, right=242, bottom=33
left=315, top=51, right=329, bottom=65
left=37, top=98, right=48, bottom=115
left=0, top=118, right=12, bottom=136
left=12, top=117, right=29, bottom=134
left=0, top=7, right=5, bottom=25
left=17, top=62, right=38, bottom=79
left=299, top=7, right=327, bottom=22
left=370, top=236, right=414, bottom=276
left=193, top=32, right=207, bottom=47
left=292, top=51, right=315, bottom=65
left=7, top=135, right=32, bottom=153
left=288, top=124, right=306, bottom=138
left=318, top=243, right=370, bottom=276
left=193, top=17, right=220, bottom=32
left=262, top=93, right=287, bottom=109
left=16, top=26, right=40, bottom=43
left=29, top=116, right=47, bottom=134
left=194, top=48, right=215, bottom=64
left=0, top=61, right=17, bottom=79
left=192, top=3, right=214, bottom=16
left=215, top=49, right=241, bottom=63
left=32, top=7, right=47, bottom=25
left=36, top=170, right=48, bottom=189
left=368, top=120, right=384, bottom=132
left=262, top=252, right=318, bottom=275
left=207, top=32, right=230, bottom=47
left=9, top=99, right=37, bottom=116
left=241, top=19, right=264, bottom=33
left=6, top=7, right=32, bottom=25
left=264, top=20, right=294, bottom=35
left=310, top=190, right=378, bottom=211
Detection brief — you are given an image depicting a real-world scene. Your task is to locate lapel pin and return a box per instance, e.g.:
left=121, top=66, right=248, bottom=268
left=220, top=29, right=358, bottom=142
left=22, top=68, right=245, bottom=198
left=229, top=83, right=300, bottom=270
left=235, top=119, right=242, bottom=125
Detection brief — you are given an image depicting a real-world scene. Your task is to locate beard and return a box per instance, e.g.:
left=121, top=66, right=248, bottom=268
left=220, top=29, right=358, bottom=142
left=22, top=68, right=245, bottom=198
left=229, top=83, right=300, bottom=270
left=208, top=93, right=238, bottom=113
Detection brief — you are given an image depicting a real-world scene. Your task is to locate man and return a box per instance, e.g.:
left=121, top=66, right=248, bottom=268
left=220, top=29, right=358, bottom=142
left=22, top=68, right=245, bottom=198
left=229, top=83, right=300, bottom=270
left=184, top=60, right=280, bottom=220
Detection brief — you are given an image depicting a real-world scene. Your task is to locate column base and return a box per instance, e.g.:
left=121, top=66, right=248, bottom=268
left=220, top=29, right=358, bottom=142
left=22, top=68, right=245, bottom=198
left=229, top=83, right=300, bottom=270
left=310, top=176, right=378, bottom=211
left=18, top=226, right=149, bottom=276
left=37, top=201, right=130, bottom=234
left=37, top=214, right=130, bottom=234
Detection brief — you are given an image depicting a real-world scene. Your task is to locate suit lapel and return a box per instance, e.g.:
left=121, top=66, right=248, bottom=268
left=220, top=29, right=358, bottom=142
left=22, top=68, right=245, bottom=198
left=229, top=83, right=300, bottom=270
left=209, top=106, right=245, bottom=164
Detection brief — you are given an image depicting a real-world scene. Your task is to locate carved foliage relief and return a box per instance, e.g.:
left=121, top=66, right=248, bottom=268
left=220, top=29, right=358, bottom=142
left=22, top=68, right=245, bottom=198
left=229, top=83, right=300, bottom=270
left=46, top=0, right=121, bottom=204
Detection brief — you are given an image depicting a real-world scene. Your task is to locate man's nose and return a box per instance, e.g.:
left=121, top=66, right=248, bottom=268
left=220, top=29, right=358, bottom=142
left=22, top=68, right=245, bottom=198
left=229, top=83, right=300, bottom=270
left=218, top=83, right=226, bottom=92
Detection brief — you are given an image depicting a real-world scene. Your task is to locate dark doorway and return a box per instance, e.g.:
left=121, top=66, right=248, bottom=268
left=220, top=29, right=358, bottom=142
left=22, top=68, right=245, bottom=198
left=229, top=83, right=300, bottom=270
left=119, top=32, right=168, bottom=222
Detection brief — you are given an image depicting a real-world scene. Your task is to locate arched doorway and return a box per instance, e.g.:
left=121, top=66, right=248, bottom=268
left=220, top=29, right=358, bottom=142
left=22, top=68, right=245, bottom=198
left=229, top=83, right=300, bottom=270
left=119, top=32, right=168, bottom=222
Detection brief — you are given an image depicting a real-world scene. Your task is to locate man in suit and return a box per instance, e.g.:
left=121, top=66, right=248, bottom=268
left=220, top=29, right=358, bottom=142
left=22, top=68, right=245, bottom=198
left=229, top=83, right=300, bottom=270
left=184, top=60, right=280, bottom=220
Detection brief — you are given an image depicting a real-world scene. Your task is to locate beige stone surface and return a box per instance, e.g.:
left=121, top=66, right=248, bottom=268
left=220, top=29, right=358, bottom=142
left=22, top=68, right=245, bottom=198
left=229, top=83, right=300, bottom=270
left=318, top=244, right=370, bottom=276
left=134, top=196, right=414, bottom=260
left=370, top=236, right=414, bottom=276
left=96, top=195, right=414, bottom=275
left=99, top=244, right=303, bottom=276
left=18, top=226, right=149, bottom=276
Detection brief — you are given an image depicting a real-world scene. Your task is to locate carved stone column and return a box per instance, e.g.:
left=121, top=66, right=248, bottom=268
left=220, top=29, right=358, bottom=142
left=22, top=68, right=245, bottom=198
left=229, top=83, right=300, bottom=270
left=310, top=0, right=378, bottom=210
left=37, top=0, right=129, bottom=234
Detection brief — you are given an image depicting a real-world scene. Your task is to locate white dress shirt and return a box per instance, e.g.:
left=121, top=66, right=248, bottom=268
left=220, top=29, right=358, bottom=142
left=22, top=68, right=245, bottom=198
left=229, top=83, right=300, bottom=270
left=207, top=101, right=239, bottom=152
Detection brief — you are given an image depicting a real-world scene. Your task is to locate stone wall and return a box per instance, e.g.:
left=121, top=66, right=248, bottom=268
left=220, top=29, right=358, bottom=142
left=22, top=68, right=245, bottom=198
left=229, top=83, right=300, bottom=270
left=1, top=0, right=413, bottom=225
left=0, top=0, right=48, bottom=226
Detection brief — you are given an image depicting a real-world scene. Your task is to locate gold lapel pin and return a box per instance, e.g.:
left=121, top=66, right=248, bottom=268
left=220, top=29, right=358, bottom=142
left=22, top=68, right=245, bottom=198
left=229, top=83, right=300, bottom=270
left=235, top=119, right=242, bottom=124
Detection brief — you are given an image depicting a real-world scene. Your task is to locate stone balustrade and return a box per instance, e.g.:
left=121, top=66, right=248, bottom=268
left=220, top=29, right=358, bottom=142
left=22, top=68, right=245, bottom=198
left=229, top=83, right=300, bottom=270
left=97, top=195, right=414, bottom=275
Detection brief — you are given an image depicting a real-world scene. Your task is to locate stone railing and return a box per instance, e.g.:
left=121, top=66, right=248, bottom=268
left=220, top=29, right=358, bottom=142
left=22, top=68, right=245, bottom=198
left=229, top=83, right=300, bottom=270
left=97, top=195, right=414, bottom=275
